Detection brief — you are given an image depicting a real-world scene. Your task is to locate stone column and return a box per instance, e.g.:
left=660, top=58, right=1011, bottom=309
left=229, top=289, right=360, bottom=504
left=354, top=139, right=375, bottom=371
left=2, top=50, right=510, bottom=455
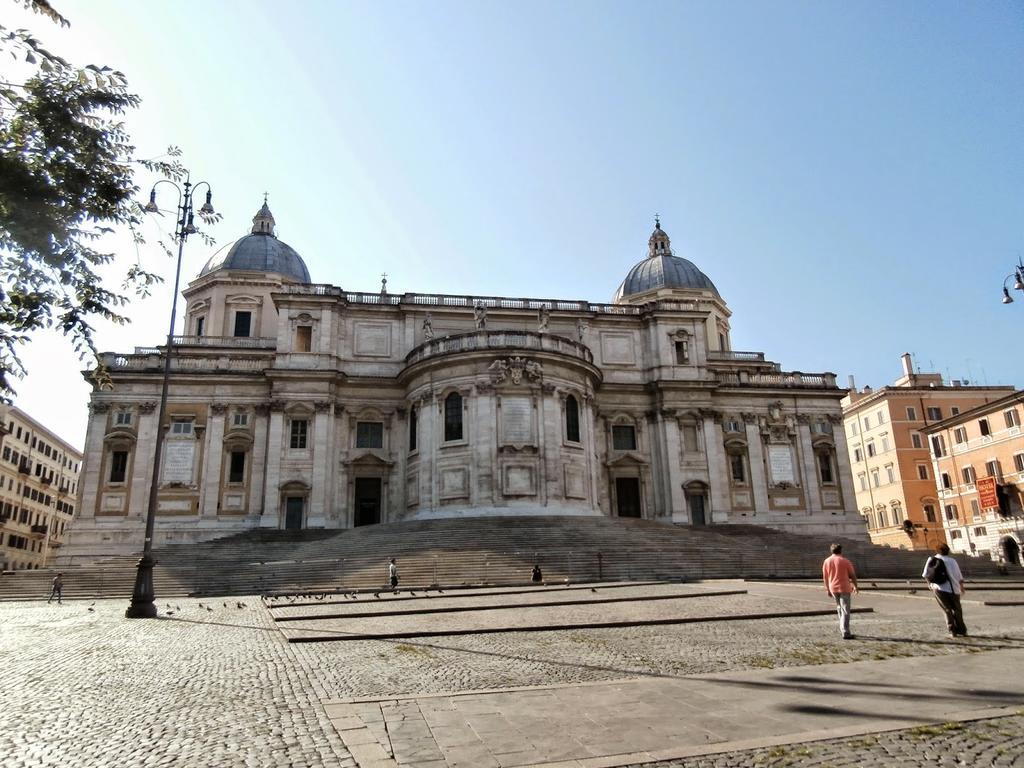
left=200, top=404, right=226, bottom=518
left=584, top=397, right=600, bottom=511
left=831, top=417, right=856, bottom=511
left=308, top=401, right=332, bottom=527
left=77, top=404, right=111, bottom=520
left=130, top=403, right=159, bottom=520
left=703, top=415, right=731, bottom=522
left=797, top=421, right=822, bottom=512
left=393, top=408, right=407, bottom=523
left=260, top=402, right=285, bottom=528
left=745, top=420, right=770, bottom=513
left=660, top=413, right=685, bottom=520
left=536, top=387, right=548, bottom=507
left=248, top=405, right=269, bottom=518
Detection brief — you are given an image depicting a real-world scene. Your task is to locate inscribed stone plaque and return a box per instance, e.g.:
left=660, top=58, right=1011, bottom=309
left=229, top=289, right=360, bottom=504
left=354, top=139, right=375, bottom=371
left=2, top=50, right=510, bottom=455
left=354, top=322, right=392, bottom=357
left=502, top=396, right=533, bottom=444
left=503, top=465, right=536, bottom=496
left=600, top=332, right=636, bottom=365
left=440, top=467, right=468, bottom=499
left=162, top=441, right=195, bottom=484
left=100, top=493, right=124, bottom=512
left=406, top=472, right=419, bottom=506
left=768, top=444, right=795, bottom=485
left=564, top=466, right=586, bottom=499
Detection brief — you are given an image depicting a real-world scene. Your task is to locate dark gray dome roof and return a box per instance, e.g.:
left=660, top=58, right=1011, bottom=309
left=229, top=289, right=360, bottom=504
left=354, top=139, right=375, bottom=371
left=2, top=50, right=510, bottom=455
left=613, top=220, right=719, bottom=302
left=198, top=201, right=311, bottom=283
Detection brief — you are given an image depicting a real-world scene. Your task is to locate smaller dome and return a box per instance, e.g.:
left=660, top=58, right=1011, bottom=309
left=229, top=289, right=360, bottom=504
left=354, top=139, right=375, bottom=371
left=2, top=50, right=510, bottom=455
left=199, top=200, right=311, bottom=283
left=613, top=219, right=720, bottom=302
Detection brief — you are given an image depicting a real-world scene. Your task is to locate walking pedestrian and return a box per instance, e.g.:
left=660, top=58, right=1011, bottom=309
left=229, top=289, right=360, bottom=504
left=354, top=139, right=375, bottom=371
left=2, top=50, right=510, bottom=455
left=821, top=543, right=858, bottom=639
left=531, top=564, right=543, bottom=583
left=922, top=543, right=967, bottom=637
left=47, top=572, right=63, bottom=605
left=388, top=558, right=399, bottom=591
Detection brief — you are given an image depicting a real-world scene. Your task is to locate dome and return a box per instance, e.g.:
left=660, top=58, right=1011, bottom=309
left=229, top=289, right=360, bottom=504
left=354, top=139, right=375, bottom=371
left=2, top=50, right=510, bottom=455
left=613, top=219, right=719, bottom=302
left=199, top=201, right=311, bottom=283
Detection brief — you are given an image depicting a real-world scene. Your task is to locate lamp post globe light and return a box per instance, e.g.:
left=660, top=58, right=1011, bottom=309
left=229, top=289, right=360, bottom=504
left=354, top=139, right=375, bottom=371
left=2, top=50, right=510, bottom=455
left=1001, top=258, right=1024, bottom=305
left=126, top=175, right=214, bottom=619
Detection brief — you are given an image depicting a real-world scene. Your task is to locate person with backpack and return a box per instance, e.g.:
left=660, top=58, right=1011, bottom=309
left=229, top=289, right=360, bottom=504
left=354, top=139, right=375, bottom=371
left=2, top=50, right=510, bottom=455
left=922, top=543, right=967, bottom=637
left=822, top=543, right=859, bottom=639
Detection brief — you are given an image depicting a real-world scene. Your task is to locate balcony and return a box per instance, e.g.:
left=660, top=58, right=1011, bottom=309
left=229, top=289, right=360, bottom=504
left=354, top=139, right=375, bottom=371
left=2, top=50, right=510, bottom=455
left=707, top=350, right=766, bottom=363
left=17, top=461, right=30, bottom=475
left=30, top=524, right=47, bottom=536
left=405, top=330, right=594, bottom=367
left=713, top=371, right=838, bottom=389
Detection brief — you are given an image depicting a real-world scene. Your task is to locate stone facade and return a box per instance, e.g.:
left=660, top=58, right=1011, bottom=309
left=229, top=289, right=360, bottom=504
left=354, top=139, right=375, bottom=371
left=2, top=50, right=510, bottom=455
left=0, top=405, right=83, bottom=569
left=62, top=209, right=866, bottom=559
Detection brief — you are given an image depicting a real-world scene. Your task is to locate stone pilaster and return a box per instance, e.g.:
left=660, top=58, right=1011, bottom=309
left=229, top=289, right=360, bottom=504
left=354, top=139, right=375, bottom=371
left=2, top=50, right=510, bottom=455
left=78, top=407, right=108, bottom=520
left=248, top=406, right=269, bottom=519
left=660, top=413, right=685, bottom=520
left=309, top=402, right=331, bottom=526
left=200, top=405, right=226, bottom=518
left=260, top=405, right=284, bottom=528
left=704, top=416, right=731, bottom=522
left=797, top=423, right=821, bottom=511
left=745, top=422, right=770, bottom=513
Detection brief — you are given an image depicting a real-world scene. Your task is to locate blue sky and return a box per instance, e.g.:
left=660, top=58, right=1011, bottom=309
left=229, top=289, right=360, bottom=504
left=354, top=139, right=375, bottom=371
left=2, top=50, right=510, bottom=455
left=9, top=0, right=1024, bottom=448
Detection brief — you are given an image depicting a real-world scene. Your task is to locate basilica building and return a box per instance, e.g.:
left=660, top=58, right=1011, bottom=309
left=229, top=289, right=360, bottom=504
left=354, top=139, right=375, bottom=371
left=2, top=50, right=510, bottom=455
left=63, top=204, right=866, bottom=558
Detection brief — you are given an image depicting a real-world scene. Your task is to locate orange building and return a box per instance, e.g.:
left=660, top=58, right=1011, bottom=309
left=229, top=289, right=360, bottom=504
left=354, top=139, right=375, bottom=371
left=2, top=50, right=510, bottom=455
left=923, top=390, right=1024, bottom=562
left=842, top=355, right=1014, bottom=550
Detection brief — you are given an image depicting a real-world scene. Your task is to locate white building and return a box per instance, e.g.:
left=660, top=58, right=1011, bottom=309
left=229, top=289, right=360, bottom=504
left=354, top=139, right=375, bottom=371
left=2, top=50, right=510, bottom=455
left=62, top=205, right=866, bottom=558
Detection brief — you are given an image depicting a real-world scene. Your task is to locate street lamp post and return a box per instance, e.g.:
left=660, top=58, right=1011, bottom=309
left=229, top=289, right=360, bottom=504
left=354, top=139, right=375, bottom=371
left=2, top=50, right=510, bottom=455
left=1000, top=258, right=1024, bottom=305
left=126, top=175, right=214, bottom=619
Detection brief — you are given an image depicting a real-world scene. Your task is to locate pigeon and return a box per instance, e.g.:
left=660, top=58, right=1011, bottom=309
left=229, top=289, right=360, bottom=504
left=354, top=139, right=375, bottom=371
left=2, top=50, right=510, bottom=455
left=176, top=605, right=181, bottom=611
left=591, top=588, right=598, bottom=593
left=871, top=582, right=877, bottom=588
left=373, top=592, right=380, bottom=599
left=437, top=589, right=444, bottom=594
left=206, top=606, right=213, bottom=612
left=223, top=602, right=228, bottom=608
left=198, top=603, right=205, bottom=609
left=87, top=607, right=94, bottom=612
left=166, top=611, right=175, bottom=616
left=410, top=591, right=416, bottom=596
left=236, top=602, right=245, bottom=609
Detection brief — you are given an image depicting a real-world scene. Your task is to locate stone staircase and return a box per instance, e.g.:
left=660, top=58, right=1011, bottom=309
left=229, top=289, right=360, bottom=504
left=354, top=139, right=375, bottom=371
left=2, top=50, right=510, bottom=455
left=0, top=516, right=1016, bottom=600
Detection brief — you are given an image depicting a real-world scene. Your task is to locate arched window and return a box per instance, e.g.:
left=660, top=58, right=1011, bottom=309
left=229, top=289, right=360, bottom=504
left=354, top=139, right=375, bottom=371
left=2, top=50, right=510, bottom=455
left=565, top=395, right=580, bottom=443
left=444, top=392, right=463, bottom=442
left=409, top=406, right=417, bottom=451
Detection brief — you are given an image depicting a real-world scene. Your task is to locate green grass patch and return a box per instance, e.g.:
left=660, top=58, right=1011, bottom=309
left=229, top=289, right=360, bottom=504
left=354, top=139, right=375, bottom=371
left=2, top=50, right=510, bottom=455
left=907, top=722, right=963, bottom=738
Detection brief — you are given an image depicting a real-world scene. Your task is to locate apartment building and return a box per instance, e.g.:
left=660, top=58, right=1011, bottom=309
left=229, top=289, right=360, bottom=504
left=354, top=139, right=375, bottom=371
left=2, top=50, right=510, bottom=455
left=842, top=354, right=1014, bottom=550
left=923, top=390, right=1024, bottom=561
left=0, top=405, right=83, bottom=570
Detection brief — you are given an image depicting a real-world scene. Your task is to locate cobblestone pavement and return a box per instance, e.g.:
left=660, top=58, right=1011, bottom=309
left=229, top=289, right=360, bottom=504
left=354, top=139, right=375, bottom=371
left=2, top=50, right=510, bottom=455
left=1, top=598, right=355, bottom=768
left=625, top=713, right=1024, bottom=767
left=287, top=582, right=1024, bottom=698
left=5, top=580, right=1024, bottom=768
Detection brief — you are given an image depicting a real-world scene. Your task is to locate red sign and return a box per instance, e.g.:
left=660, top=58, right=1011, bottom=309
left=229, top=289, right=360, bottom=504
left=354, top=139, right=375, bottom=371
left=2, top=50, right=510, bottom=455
left=978, top=476, right=999, bottom=509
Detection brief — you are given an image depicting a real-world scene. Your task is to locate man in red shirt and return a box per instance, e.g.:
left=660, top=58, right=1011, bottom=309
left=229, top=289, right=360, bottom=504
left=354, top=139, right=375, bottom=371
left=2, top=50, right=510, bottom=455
left=822, top=543, right=858, bottom=639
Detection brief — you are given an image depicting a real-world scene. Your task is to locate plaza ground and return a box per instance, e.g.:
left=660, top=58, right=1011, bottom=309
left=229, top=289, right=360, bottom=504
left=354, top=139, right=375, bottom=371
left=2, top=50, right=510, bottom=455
left=4, top=579, right=1024, bottom=767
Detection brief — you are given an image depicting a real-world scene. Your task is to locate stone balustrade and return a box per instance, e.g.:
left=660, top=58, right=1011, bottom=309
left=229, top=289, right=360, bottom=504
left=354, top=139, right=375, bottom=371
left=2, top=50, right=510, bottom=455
left=405, top=330, right=594, bottom=366
left=707, top=350, right=766, bottom=362
left=714, top=370, right=838, bottom=389
left=101, top=352, right=270, bottom=373
left=278, top=284, right=709, bottom=315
